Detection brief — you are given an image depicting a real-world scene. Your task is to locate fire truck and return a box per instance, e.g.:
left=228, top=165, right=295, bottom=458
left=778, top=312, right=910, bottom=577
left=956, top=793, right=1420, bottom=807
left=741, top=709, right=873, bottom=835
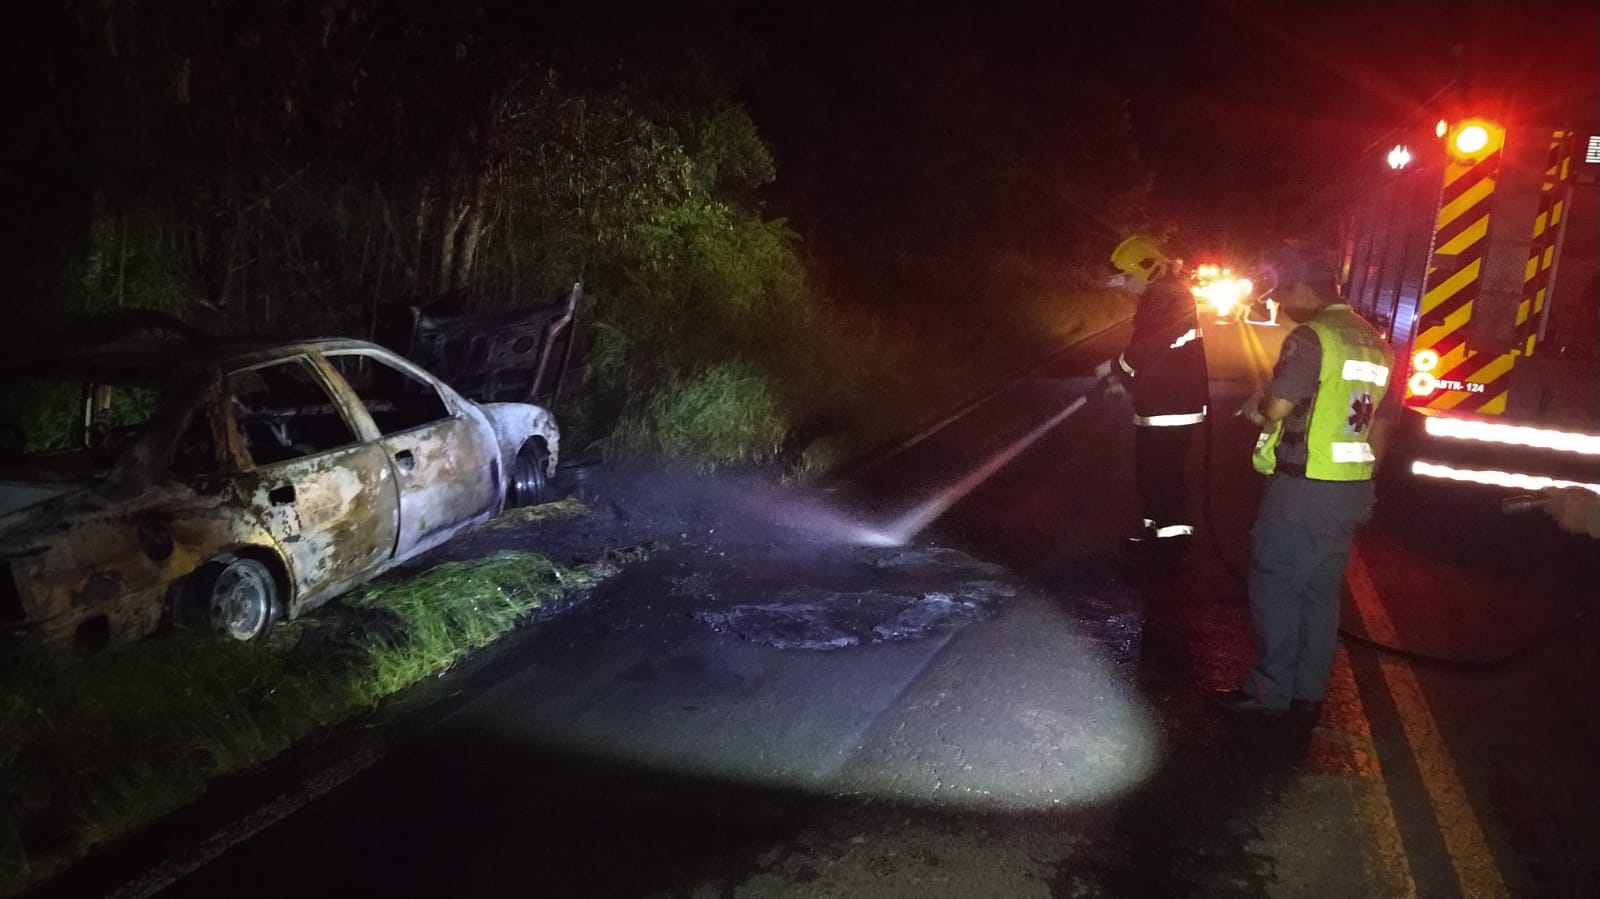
left=1338, top=85, right=1600, bottom=500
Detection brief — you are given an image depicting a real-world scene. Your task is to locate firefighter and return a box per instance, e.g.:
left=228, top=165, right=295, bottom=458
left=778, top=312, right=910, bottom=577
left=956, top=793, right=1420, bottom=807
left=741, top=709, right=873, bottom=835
left=1095, top=235, right=1209, bottom=564
left=1217, top=244, right=1397, bottom=717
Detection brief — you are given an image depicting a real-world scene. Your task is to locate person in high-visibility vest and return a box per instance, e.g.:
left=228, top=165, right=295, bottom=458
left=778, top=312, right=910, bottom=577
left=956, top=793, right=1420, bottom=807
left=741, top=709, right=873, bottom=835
left=1217, top=243, right=1397, bottom=717
left=1095, top=235, right=1209, bottom=566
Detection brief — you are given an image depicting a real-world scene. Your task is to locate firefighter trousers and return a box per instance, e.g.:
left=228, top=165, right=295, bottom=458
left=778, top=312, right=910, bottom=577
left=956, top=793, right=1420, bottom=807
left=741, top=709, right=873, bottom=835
left=1134, top=422, right=1198, bottom=537
left=1242, top=474, right=1375, bottom=709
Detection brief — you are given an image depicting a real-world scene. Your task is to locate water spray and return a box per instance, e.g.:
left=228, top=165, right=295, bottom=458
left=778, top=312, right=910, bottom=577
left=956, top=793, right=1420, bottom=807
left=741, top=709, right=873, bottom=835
left=870, top=395, right=1092, bottom=546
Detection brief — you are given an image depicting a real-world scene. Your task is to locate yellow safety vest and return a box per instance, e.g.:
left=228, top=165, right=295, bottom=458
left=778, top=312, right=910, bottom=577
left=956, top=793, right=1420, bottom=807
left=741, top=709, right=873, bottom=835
left=1253, top=306, right=1392, bottom=480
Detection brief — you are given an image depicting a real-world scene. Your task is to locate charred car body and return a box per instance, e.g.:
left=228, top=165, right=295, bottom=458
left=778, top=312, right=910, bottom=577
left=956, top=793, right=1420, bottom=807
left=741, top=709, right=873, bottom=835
left=0, top=337, right=558, bottom=649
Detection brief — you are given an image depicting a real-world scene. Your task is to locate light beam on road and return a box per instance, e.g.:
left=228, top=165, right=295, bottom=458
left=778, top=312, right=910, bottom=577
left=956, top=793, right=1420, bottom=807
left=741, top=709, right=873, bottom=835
left=439, top=590, right=1162, bottom=814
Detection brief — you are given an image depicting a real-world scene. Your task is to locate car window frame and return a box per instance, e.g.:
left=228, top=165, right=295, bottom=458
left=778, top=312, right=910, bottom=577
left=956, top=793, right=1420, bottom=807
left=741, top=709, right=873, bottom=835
left=161, top=372, right=247, bottom=480
left=223, top=354, right=372, bottom=473
left=318, top=348, right=466, bottom=439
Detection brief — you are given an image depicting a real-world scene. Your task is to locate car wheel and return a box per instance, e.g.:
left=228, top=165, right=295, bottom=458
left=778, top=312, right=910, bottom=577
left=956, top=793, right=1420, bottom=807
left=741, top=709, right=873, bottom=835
left=508, top=441, right=551, bottom=507
left=202, top=556, right=279, bottom=642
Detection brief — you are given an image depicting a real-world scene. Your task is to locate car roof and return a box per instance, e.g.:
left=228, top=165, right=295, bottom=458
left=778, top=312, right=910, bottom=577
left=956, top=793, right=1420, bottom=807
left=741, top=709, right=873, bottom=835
left=2, top=336, right=391, bottom=387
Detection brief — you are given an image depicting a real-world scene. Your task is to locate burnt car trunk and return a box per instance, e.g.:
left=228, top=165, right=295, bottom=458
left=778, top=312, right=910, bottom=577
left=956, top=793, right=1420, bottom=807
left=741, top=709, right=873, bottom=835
left=402, top=283, right=580, bottom=406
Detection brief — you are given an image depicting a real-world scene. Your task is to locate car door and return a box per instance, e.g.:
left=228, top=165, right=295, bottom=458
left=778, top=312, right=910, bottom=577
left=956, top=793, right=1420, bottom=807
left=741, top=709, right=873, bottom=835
left=222, top=357, right=401, bottom=601
left=320, top=350, right=498, bottom=559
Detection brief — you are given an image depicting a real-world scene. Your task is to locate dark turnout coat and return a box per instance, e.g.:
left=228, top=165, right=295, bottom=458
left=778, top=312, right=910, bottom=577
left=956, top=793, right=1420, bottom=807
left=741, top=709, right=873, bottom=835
left=1116, top=276, right=1209, bottom=425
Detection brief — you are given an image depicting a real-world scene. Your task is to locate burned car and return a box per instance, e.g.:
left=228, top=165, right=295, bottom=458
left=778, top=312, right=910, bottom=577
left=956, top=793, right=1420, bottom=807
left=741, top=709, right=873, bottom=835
left=0, top=337, right=558, bottom=649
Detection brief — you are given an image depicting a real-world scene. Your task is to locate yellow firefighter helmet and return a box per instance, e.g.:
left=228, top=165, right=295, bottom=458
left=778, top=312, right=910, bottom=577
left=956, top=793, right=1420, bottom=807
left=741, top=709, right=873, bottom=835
left=1109, top=235, right=1172, bottom=286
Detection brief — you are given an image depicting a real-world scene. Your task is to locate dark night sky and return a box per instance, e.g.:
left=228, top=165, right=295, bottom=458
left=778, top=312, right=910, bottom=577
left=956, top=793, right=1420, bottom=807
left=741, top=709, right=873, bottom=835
left=741, top=1, right=1599, bottom=259
left=1141, top=2, right=1598, bottom=247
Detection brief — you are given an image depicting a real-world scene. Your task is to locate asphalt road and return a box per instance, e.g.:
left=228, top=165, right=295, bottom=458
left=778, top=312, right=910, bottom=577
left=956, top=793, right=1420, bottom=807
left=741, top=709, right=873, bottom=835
left=80, top=314, right=1600, bottom=898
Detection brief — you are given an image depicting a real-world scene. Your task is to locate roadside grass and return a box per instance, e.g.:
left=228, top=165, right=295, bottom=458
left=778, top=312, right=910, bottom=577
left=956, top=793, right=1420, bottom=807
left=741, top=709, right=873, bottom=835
left=347, top=552, right=582, bottom=699
left=484, top=496, right=588, bottom=529
left=610, top=362, right=790, bottom=469
left=0, top=549, right=588, bottom=896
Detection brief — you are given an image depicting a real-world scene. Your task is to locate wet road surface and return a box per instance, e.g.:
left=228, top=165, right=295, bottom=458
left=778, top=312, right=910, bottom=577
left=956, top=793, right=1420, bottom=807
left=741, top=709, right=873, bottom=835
left=72, top=317, right=1600, bottom=898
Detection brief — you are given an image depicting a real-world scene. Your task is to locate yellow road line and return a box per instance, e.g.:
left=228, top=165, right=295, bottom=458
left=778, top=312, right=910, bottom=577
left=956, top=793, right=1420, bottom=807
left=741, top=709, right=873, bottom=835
left=1324, top=647, right=1418, bottom=896
left=1238, top=322, right=1271, bottom=390
left=1347, top=550, right=1509, bottom=898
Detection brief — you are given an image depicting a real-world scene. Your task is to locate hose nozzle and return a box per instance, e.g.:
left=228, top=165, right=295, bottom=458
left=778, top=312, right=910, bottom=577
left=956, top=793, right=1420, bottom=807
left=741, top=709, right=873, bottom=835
left=1500, top=493, right=1549, bottom=515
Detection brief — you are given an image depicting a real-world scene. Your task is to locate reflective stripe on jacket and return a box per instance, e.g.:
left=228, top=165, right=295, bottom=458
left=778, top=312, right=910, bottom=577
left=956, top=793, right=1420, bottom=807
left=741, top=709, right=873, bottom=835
left=1135, top=408, right=1208, bottom=427
left=1253, top=306, right=1393, bottom=480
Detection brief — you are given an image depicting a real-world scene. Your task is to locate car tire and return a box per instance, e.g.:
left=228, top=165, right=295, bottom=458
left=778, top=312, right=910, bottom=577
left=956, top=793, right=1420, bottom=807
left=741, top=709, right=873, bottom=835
left=197, top=556, right=280, bottom=642
left=507, top=441, right=551, bottom=508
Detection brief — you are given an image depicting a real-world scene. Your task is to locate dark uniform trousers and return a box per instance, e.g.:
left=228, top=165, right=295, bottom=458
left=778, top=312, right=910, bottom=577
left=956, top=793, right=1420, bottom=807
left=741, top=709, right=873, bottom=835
left=1135, top=422, right=1197, bottom=536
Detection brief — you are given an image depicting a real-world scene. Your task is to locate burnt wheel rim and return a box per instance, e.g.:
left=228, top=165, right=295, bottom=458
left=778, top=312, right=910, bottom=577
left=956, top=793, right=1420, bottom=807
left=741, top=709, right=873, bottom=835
left=511, top=446, right=548, bottom=506
left=210, top=562, right=273, bottom=641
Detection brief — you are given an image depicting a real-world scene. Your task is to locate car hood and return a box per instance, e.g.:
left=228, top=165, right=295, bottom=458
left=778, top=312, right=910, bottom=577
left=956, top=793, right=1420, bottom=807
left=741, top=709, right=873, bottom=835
left=0, top=475, right=155, bottom=554
left=0, top=472, right=234, bottom=559
left=0, top=480, right=80, bottom=519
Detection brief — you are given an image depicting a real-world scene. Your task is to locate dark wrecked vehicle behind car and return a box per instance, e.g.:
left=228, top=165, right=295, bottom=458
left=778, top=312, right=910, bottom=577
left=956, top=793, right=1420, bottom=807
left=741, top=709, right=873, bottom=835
left=0, top=337, right=558, bottom=649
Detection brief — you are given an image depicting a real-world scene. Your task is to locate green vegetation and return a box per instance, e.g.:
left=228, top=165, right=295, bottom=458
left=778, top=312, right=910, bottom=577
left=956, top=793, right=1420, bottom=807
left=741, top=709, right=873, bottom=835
left=347, top=552, right=581, bottom=698
left=0, top=550, right=587, bottom=895
left=0, top=381, right=163, bottom=456
left=611, top=362, right=788, bottom=467
left=0, top=381, right=83, bottom=455
left=5, top=3, right=1147, bottom=472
